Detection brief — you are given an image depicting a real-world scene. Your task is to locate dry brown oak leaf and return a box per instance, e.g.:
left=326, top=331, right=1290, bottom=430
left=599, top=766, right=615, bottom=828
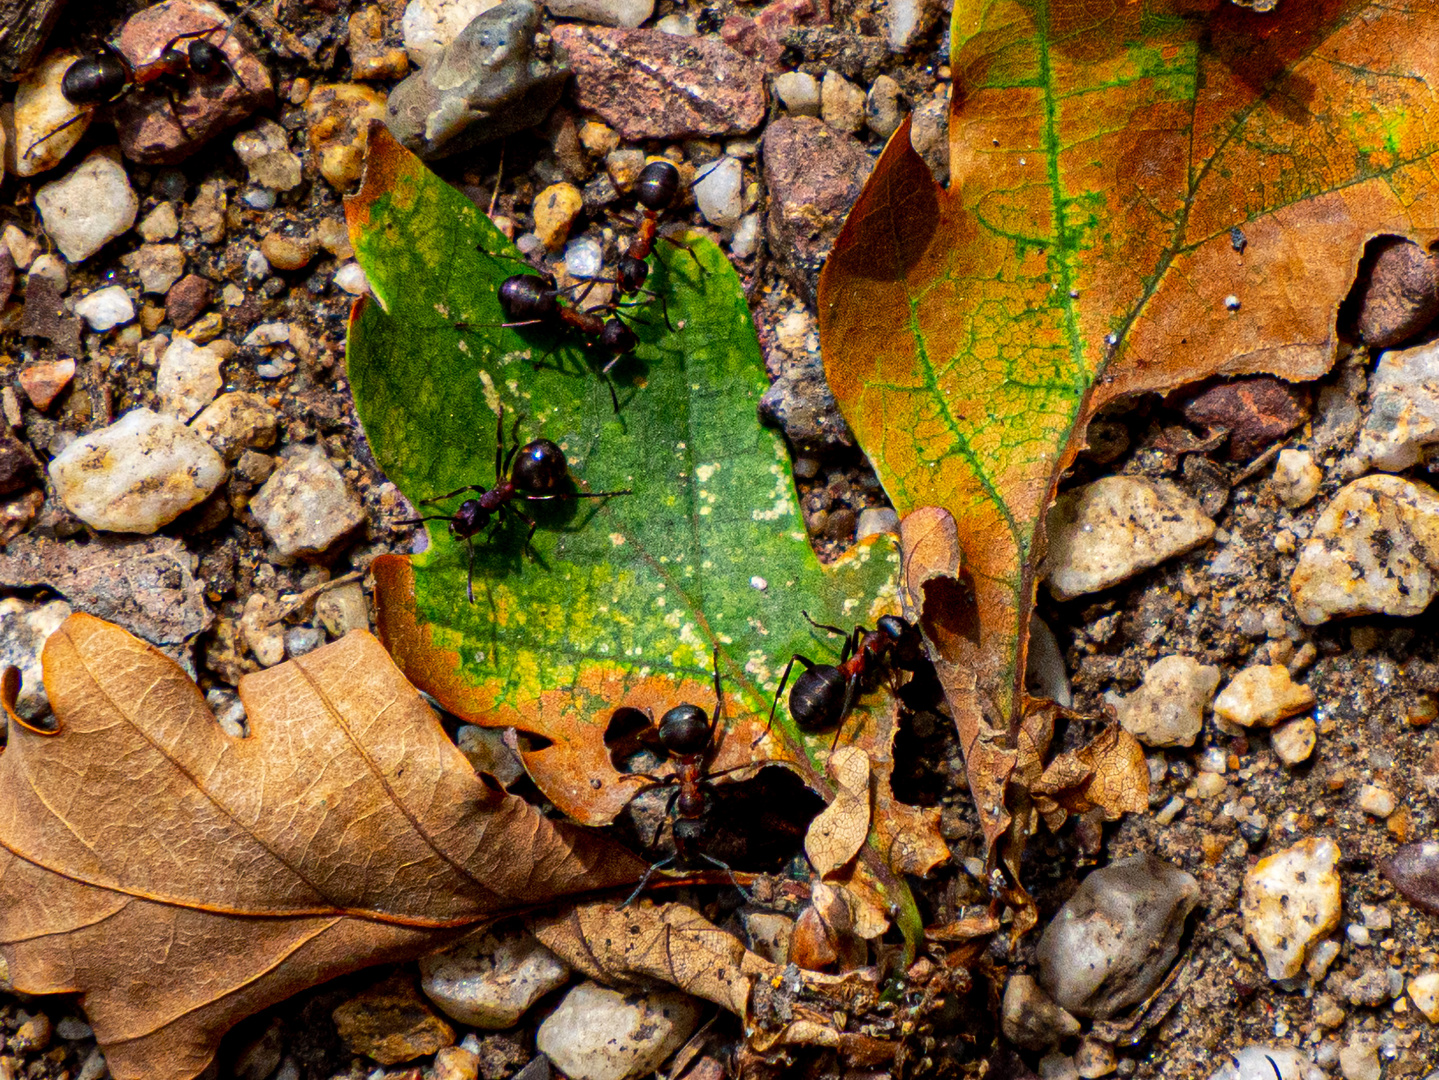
left=0, top=614, right=646, bottom=1080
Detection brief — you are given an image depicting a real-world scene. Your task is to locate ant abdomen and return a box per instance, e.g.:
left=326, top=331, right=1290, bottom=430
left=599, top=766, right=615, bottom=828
left=186, top=39, right=225, bottom=76
left=509, top=439, right=567, bottom=492
left=62, top=51, right=129, bottom=105
left=788, top=664, right=846, bottom=731
left=658, top=704, right=711, bottom=756
left=636, top=160, right=680, bottom=213
left=498, top=275, right=558, bottom=322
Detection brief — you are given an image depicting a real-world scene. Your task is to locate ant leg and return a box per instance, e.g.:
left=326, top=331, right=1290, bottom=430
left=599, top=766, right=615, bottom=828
left=621, top=855, right=675, bottom=908
left=829, top=675, right=863, bottom=752
left=503, top=410, right=525, bottom=477
left=709, top=644, right=724, bottom=740
left=754, top=654, right=800, bottom=748
left=511, top=506, right=539, bottom=559
left=520, top=485, right=632, bottom=501
left=659, top=233, right=705, bottom=274
left=419, top=485, right=486, bottom=505
left=397, top=513, right=456, bottom=526
left=652, top=785, right=682, bottom=847
left=23, top=111, right=90, bottom=159
left=601, top=368, right=620, bottom=413
left=802, top=610, right=850, bottom=641
left=699, top=852, right=753, bottom=902
left=162, top=82, right=193, bottom=138
left=464, top=536, right=476, bottom=604
left=493, top=406, right=505, bottom=484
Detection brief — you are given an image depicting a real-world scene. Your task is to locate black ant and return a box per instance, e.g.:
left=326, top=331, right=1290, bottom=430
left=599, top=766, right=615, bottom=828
left=622, top=646, right=754, bottom=906
left=758, top=614, right=923, bottom=750
left=25, top=26, right=241, bottom=160
left=399, top=406, right=629, bottom=601
left=490, top=272, right=650, bottom=411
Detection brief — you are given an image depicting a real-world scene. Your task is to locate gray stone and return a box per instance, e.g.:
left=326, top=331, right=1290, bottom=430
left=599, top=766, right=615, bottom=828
left=758, top=360, right=853, bottom=450
left=421, top=930, right=571, bottom=1028
left=1349, top=338, right=1439, bottom=473
left=856, top=507, right=899, bottom=541
left=250, top=447, right=365, bottom=558
left=386, top=0, right=570, bottom=160
left=34, top=149, right=139, bottom=263
left=122, top=243, right=187, bottom=294
left=536, top=981, right=702, bottom=1080
left=1106, top=654, right=1219, bottom=748
left=315, top=582, right=370, bottom=638
left=820, top=70, right=865, bottom=134
left=1043, top=476, right=1216, bottom=600
left=232, top=119, right=303, bottom=192
left=1037, top=853, right=1200, bottom=1019
left=403, top=0, right=501, bottom=66
left=48, top=408, right=227, bottom=533
left=1290, top=474, right=1439, bottom=624
left=1002, top=973, right=1081, bottom=1051
left=865, top=74, right=902, bottom=139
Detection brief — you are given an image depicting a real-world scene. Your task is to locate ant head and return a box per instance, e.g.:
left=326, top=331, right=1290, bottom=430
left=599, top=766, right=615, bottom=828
left=616, top=255, right=649, bottom=293
left=658, top=704, right=711, bottom=756
left=876, top=615, right=913, bottom=642
left=599, top=319, right=638, bottom=354
left=877, top=614, right=922, bottom=666
left=449, top=498, right=489, bottom=537
left=636, top=161, right=680, bottom=212
left=188, top=39, right=225, bottom=74
left=61, top=49, right=130, bottom=106
left=498, top=275, right=557, bottom=321
left=510, top=439, right=568, bottom=492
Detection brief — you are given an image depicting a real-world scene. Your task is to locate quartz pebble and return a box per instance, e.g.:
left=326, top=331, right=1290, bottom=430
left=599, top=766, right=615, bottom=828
left=1036, top=853, right=1199, bottom=1019
left=865, top=74, right=902, bottom=138
left=74, top=285, right=135, bottom=331
left=250, top=447, right=365, bottom=558
left=534, top=183, right=584, bottom=249
left=1044, top=476, right=1216, bottom=600
left=1242, top=836, right=1342, bottom=981
left=1349, top=338, right=1439, bottom=473
left=315, top=582, right=370, bottom=637
left=190, top=392, right=278, bottom=460
left=1271, top=715, right=1316, bottom=765
left=536, top=981, right=702, bottom=1080
left=34, top=149, right=140, bottom=263
left=49, top=408, right=227, bottom=533
left=773, top=71, right=821, bottom=115
left=730, top=213, right=761, bottom=258
left=884, top=0, right=937, bottom=49
left=241, top=593, right=286, bottom=667
left=1290, top=475, right=1439, bottom=624
left=856, top=507, right=899, bottom=540
left=402, top=0, right=502, bottom=65
left=565, top=237, right=604, bottom=279
left=1338, top=1038, right=1380, bottom=1080
left=335, top=262, right=371, bottom=295
left=158, top=337, right=224, bottom=421
left=432, top=1046, right=482, bottom=1080
left=421, top=930, right=570, bottom=1028
left=1001, top=974, right=1080, bottom=1051
left=4, top=226, right=40, bottom=269
left=12, top=51, right=91, bottom=175
left=1356, top=784, right=1396, bottom=818
left=1213, top=665, right=1314, bottom=728
left=546, top=0, right=655, bottom=27
left=693, top=156, right=744, bottom=229
left=820, top=70, right=866, bottom=133
left=1272, top=448, right=1322, bottom=507
left=1106, top=654, right=1218, bottom=748
left=387, top=0, right=571, bottom=160
left=1408, top=971, right=1439, bottom=1022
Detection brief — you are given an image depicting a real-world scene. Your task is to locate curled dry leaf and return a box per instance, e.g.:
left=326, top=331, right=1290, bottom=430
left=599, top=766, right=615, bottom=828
left=1031, top=725, right=1150, bottom=828
left=787, top=881, right=867, bottom=974
left=805, top=745, right=872, bottom=876
left=0, top=614, right=645, bottom=1080
left=527, top=898, right=893, bottom=1057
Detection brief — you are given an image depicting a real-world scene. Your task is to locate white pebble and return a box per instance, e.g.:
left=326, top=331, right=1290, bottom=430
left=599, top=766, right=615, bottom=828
left=751, top=576, right=767, bottom=590
left=545, top=0, right=655, bottom=28
left=157, top=337, right=224, bottom=421
left=1242, top=837, right=1343, bottom=981
left=242, top=187, right=277, bottom=210
left=34, top=149, right=139, bottom=263
left=47, top=408, right=227, bottom=533
left=73, top=285, right=135, bottom=331
left=334, top=262, right=370, bottom=295
left=773, top=72, right=821, bottom=116
left=730, top=212, right=761, bottom=258
left=693, top=156, right=744, bottom=230
left=1346, top=923, right=1371, bottom=946
left=245, top=249, right=271, bottom=279
left=1356, top=784, right=1396, bottom=818
left=28, top=253, right=67, bottom=291
left=537, top=983, right=702, bottom=1080
left=403, top=0, right=503, bottom=66
left=565, top=236, right=604, bottom=279
left=244, top=322, right=292, bottom=347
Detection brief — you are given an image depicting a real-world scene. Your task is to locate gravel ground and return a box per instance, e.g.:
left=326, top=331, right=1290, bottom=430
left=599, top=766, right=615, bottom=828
left=3, top=1, right=1439, bottom=1079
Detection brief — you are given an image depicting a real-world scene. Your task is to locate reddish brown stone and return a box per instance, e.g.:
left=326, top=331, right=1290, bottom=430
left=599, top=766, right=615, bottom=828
left=0, top=428, right=36, bottom=495
left=167, top=274, right=215, bottom=329
left=552, top=26, right=766, bottom=140
left=0, top=245, right=14, bottom=310
left=113, top=0, right=275, bottom=164
left=18, top=358, right=76, bottom=411
left=762, top=116, right=873, bottom=304
left=1350, top=237, right=1439, bottom=349
left=722, top=0, right=819, bottom=69
left=1178, top=375, right=1310, bottom=461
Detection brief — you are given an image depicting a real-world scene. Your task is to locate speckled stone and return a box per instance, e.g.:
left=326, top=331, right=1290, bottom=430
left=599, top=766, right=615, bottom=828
left=1241, top=837, right=1342, bottom=981
left=1106, top=654, right=1218, bottom=748
left=250, top=447, right=365, bottom=558
left=537, top=982, right=702, bottom=1080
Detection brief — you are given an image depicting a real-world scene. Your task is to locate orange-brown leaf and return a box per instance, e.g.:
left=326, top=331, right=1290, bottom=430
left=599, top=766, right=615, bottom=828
left=0, top=614, right=644, bottom=1080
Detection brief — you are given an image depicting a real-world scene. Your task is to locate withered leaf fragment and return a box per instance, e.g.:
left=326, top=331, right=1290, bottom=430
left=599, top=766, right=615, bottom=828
left=0, top=614, right=645, bottom=1080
